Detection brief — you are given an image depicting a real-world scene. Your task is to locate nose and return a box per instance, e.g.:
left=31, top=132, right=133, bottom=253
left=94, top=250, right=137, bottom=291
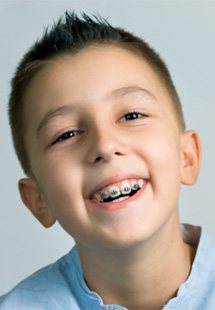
left=86, top=124, right=128, bottom=164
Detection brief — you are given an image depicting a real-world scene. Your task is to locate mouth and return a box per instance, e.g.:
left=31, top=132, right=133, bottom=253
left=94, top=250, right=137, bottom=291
left=90, top=178, right=146, bottom=204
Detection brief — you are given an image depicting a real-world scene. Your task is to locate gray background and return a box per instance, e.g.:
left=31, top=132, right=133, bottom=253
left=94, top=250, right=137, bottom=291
left=1, top=0, right=215, bottom=295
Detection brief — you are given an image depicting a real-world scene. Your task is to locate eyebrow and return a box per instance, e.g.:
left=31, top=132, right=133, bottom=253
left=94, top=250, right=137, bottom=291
left=37, top=105, right=76, bottom=136
left=37, top=85, right=157, bottom=136
left=108, top=85, right=157, bottom=101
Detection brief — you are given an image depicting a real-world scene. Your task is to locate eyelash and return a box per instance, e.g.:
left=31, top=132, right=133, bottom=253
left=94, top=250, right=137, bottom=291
left=51, top=111, right=147, bottom=145
left=52, top=130, right=83, bottom=145
left=119, top=111, right=147, bottom=122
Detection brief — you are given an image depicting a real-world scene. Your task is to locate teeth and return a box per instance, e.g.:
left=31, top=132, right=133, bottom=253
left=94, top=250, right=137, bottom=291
left=100, top=191, right=109, bottom=201
left=131, top=180, right=140, bottom=190
left=138, top=179, right=145, bottom=188
left=94, top=193, right=102, bottom=202
left=109, top=186, right=120, bottom=198
left=93, top=178, right=145, bottom=202
left=121, top=183, right=131, bottom=195
left=111, top=196, right=129, bottom=202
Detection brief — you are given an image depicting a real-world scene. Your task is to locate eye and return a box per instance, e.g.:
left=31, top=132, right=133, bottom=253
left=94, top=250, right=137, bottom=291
left=119, top=112, right=147, bottom=122
left=52, top=130, right=83, bottom=145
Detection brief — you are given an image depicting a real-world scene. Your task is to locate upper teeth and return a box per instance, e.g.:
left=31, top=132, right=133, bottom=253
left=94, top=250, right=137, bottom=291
left=109, top=186, right=121, bottom=198
left=121, top=183, right=131, bottom=195
left=93, top=179, right=145, bottom=202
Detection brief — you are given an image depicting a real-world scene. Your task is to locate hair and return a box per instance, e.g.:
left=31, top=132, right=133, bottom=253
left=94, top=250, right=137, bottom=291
left=8, top=11, right=185, bottom=176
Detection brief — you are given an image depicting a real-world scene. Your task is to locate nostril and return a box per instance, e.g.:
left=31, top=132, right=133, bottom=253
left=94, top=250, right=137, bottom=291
left=94, top=152, right=123, bottom=163
left=94, top=152, right=122, bottom=163
left=95, top=156, right=102, bottom=163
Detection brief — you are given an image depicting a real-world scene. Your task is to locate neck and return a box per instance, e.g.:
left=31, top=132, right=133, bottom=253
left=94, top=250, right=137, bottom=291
left=77, top=217, right=195, bottom=309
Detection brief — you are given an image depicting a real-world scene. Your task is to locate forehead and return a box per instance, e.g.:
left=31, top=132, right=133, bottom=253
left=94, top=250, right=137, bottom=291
left=23, top=45, right=176, bottom=125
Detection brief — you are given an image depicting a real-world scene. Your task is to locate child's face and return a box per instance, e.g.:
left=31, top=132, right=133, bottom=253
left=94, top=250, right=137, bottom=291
left=20, top=45, right=199, bottom=249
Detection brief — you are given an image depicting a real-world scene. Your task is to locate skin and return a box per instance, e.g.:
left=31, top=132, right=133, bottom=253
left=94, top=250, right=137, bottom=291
left=19, top=45, right=201, bottom=309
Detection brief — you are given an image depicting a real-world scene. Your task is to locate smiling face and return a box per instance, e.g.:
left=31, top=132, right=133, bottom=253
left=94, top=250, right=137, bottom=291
left=19, top=45, right=201, bottom=250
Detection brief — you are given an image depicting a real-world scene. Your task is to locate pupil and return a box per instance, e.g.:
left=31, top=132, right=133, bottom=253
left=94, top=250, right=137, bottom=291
left=127, top=113, right=137, bottom=120
left=63, top=132, right=73, bottom=139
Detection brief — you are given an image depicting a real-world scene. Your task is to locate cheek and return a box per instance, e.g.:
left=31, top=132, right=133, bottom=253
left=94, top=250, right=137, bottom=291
left=134, top=127, right=181, bottom=186
left=137, top=124, right=180, bottom=161
left=41, top=167, right=87, bottom=236
left=34, top=154, right=84, bottom=208
left=33, top=147, right=82, bottom=181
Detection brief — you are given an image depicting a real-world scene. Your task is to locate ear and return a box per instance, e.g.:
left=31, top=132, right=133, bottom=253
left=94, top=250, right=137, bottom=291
left=180, top=130, right=201, bottom=185
left=18, top=178, right=56, bottom=228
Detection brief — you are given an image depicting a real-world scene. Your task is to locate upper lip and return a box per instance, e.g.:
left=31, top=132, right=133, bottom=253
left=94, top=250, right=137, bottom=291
left=87, top=173, right=147, bottom=199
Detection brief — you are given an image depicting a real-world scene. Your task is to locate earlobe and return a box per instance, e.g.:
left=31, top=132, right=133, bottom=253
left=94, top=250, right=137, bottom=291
left=18, top=178, right=56, bottom=228
left=180, top=130, right=202, bottom=185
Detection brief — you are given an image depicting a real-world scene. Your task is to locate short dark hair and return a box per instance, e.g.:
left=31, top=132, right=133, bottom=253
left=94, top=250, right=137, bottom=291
left=8, top=11, right=185, bottom=176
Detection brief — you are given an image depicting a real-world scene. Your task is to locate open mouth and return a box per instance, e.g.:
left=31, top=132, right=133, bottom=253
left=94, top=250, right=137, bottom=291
left=91, top=179, right=145, bottom=204
left=100, top=188, right=140, bottom=203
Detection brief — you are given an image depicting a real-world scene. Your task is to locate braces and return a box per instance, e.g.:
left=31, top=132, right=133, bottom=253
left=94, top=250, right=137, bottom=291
left=101, top=188, right=140, bottom=203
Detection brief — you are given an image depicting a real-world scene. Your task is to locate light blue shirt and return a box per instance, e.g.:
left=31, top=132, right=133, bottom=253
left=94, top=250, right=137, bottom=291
left=1, top=225, right=215, bottom=309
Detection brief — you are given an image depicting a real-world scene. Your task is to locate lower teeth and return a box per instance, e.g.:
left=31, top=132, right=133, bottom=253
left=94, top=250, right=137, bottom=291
left=111, top=196, right=129, bottom=202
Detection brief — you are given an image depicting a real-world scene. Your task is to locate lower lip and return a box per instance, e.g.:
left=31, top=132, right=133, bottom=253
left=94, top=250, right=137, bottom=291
left=89, top=182, right=147, bottom=211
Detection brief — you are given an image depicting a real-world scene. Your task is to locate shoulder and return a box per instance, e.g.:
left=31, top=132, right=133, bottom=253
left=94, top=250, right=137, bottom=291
left=165, top=227, right=215, bottom=309
left=184, top=230, right=215, bottom=308
left=0, top=247, right=81, bottom=310
left=186, top=228, right=215, bottom=300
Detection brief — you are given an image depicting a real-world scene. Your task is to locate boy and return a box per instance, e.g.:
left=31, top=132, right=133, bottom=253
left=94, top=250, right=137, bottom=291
left=0, top=11, right=214, bottom=309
